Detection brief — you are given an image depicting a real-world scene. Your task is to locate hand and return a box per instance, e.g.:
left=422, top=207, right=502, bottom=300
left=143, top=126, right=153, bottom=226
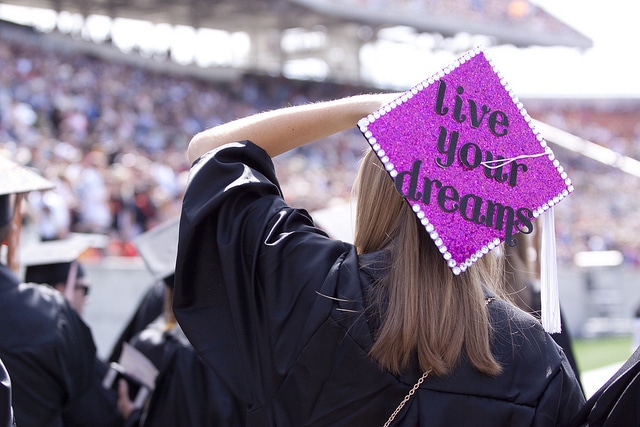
left=116, top=379, right=136, bottom=420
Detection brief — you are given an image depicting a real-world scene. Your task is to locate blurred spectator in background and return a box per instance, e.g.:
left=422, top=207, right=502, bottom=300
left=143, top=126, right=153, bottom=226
left=73, top=150, right=112, bottom=234
left=27, top=189, right=71, bottom=241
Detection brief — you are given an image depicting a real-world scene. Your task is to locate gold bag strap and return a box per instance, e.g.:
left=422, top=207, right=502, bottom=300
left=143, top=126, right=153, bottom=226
left=383, top=370, right=431, bottom=427
left=382, top=297, right=494, bottom=426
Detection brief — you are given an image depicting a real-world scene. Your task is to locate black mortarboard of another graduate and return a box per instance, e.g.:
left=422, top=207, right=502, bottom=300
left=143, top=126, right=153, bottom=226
left=21, top=233, right=107, bottom=291
left=25, top=261, right=86, bottom=288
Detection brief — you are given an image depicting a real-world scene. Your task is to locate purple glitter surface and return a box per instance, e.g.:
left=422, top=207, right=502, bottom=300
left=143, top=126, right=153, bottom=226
left=359, top=48, right=573, bottom=273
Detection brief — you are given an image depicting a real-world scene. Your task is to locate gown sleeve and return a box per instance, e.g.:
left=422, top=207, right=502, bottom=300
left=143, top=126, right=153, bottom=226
left=0, top=358, right=13, bottom=427
left=173, top=141, right=352, bottom=408
left=138, top=326, right=247, bottom=427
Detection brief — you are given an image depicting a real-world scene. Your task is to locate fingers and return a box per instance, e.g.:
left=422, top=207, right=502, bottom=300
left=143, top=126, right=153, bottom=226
left=117, top=379, right=134, bottom=419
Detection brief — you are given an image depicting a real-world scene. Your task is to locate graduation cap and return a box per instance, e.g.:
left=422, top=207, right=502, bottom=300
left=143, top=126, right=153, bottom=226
left=0, top=155, right=54, bottom=226
left=0, top=155, right=54, bottom=197
left=20, top=233, right=108, bottom=270
left=1, top=155, right=55, bottom=271
left=357, top=47, right=573, bottom=333
left=133, top=217, right=180, bottom=283
left=21, top=233, right=108, bottom=302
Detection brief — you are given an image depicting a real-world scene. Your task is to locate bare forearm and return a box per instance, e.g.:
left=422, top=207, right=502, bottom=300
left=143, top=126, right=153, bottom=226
left=187, top=93, right=399, bottom=163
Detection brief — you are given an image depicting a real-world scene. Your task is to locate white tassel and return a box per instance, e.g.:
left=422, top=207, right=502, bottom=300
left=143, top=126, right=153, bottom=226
left=540, top=207, right=561, bottom=333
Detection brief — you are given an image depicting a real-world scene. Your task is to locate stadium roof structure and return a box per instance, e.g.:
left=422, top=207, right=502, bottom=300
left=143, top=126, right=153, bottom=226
left=0, top=0, right=592, bottom=85
left=0, top=0, right=591, bottom=49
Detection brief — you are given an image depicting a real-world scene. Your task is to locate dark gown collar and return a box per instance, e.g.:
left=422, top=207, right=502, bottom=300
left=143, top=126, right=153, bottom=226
left=0, top=263, right=20, bottom=290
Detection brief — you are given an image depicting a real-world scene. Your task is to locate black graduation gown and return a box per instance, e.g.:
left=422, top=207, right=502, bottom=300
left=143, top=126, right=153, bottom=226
left=174, top=141, right=585, bottom=426
left=124, top=316, right=246, bottom=426
left=0, top=263, right=122, bottom=427
left=530, top=290, right=584, bottom=396
left=570, top=345, right=640, bottom=426
left=0, top=358, right=13, bottom=427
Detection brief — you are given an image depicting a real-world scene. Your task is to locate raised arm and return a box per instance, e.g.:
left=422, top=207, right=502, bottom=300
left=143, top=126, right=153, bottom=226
left=187, top=93, right=400, bottom=163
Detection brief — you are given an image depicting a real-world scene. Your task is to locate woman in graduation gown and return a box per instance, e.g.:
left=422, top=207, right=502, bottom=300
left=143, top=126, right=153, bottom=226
left=173, top=93, right=585, bottom=426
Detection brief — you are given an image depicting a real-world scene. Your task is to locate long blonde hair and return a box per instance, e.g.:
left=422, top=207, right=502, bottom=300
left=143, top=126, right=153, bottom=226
left=354, top=149, right=503, bottom=377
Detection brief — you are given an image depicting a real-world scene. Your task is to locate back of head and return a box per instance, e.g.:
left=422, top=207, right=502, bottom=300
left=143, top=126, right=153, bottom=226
left=354, top=149, right=503, bottom=377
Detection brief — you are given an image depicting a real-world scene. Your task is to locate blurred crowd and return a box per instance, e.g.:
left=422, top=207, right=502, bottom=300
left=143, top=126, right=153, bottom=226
left=526, top=101, right=640, bottom=266
left=2, top=22, right=640, bottom=266
left=0, top=24, right=366, bottom=256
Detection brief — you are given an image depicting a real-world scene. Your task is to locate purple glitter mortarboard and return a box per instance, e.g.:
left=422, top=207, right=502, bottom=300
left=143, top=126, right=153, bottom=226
left=358, top=47, right=573, bottom=275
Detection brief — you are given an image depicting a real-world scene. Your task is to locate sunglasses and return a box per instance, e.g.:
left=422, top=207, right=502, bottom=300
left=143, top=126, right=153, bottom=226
left=75, top=284, right=90, bottom=297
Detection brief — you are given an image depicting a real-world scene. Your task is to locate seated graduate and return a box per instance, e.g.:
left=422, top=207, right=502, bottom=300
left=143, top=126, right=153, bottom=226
left=0, top=155, right=120, bottom=427
left=22, top=234, right=106, bottom=316
left=115, top=218, right=246, bottom=426
left=20, top=234, right=123, bottom=426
